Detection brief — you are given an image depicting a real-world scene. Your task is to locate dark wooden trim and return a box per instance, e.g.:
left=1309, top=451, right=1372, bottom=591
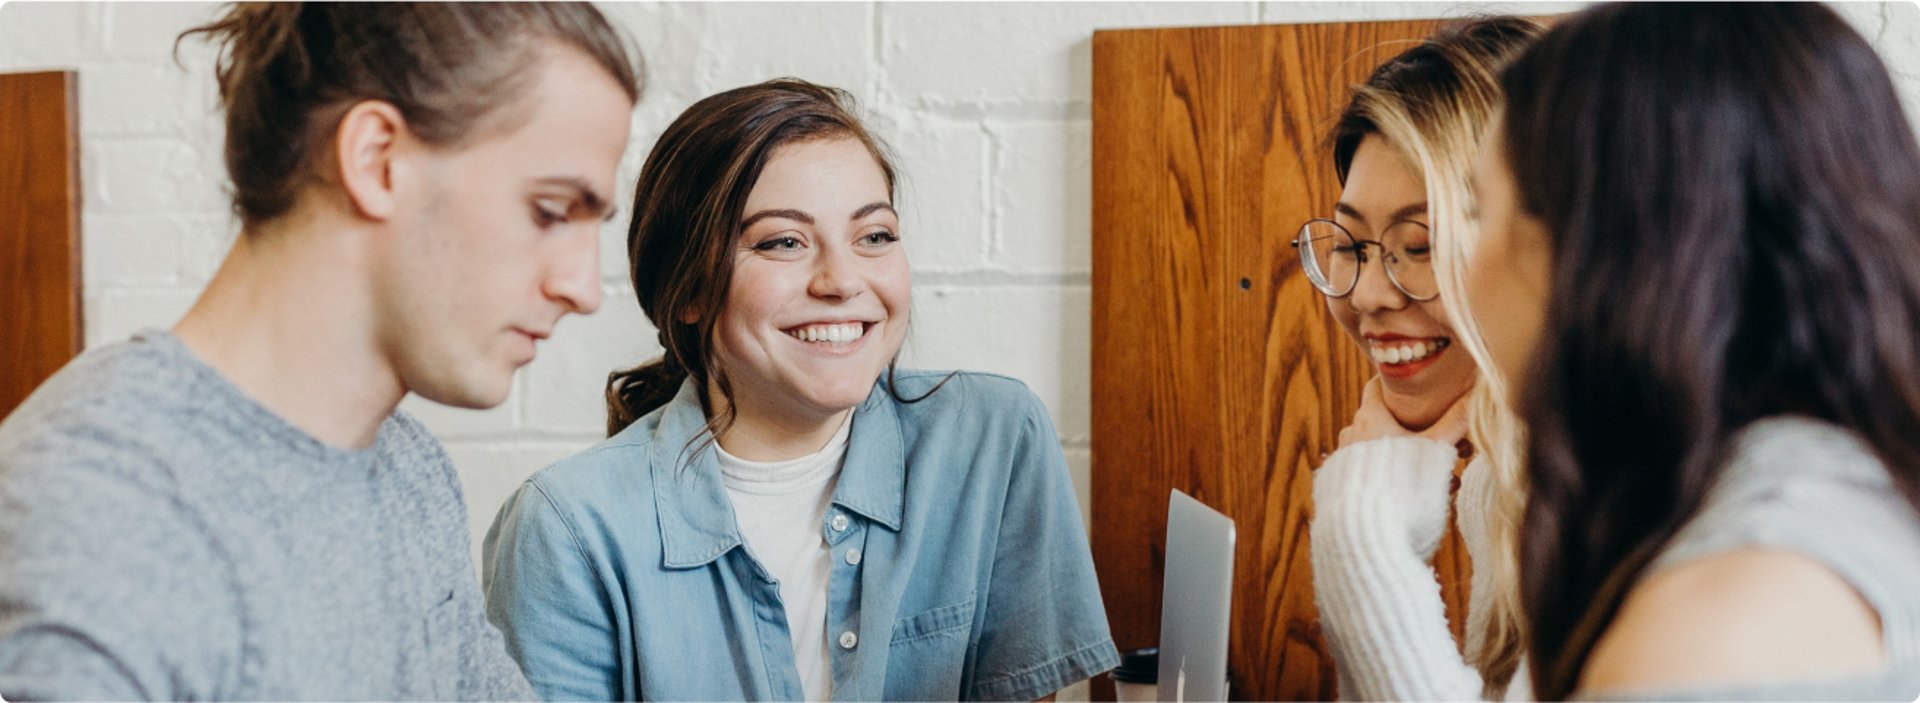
left=1, top=70, right=83, bottom=420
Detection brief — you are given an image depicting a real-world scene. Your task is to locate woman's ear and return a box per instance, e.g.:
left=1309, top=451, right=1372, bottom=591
left=334, top=100, right=408, bottom=221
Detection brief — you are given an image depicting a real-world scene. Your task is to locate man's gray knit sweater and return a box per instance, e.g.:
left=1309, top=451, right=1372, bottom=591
left=0, top=330, right=533, bottom=700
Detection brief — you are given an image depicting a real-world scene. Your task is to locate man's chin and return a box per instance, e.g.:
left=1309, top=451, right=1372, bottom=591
left=410, top=371, right=513, bottom=411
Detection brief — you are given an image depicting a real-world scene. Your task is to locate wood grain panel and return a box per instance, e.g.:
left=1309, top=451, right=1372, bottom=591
left=1091, top=21, right=1472, bottom=701
left=0, top=71, right=82, bottom=421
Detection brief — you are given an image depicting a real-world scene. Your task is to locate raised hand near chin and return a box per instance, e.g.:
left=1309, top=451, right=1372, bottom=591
left=1337, top=376, right=1471, bottom=453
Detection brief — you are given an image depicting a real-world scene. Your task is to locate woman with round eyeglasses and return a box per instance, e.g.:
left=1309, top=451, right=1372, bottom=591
left=1295, top=192, right=1470, bottom=430
left=1299, top=16, right=1546, bottom=701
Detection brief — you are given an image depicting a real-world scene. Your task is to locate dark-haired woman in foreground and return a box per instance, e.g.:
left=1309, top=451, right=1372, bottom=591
left=482, top=79, right=1117, bottom=701
left=1470, top=3, right=1920, bottom=698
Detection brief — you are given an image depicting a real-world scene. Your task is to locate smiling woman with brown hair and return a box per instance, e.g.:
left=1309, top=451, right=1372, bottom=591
left=482, top=78, right=1118, bottom=701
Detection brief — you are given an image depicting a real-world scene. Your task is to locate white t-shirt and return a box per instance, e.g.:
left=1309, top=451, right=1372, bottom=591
left=716, top=414, right=851, bottom=702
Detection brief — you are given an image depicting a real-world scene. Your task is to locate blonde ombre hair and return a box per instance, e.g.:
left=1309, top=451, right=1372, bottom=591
left=1328, top=16, right=1542, bottom=697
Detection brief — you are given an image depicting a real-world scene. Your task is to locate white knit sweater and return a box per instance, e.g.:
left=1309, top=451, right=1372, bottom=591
left=1311, top=437, right=1524, bottom=701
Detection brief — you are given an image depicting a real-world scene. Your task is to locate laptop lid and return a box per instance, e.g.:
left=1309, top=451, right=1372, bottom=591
left=1158, top=489, right=1235, bottom=702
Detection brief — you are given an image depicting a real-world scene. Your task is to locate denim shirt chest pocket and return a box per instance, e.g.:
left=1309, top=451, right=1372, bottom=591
left=884, top=593, right=977, bottom=700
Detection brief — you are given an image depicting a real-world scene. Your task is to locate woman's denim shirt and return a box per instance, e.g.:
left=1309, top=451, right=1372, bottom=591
left=482, top=370, right=1118, bottom=701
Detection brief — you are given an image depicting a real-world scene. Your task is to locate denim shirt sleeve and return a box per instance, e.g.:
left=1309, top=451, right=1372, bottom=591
left=967, top=390, right=1120, bottom=700
left=482, top=479, right=624, bottom=701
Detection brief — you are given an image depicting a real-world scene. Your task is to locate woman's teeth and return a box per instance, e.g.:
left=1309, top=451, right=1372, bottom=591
left=789, top=322, right=865, bottom=345
left=1369, top=338, right=1449, bottom=365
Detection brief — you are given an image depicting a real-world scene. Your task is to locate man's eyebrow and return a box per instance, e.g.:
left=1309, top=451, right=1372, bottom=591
left=533, top=177, right=616, bottom=221
left=740, top=208, right=815, bottom=230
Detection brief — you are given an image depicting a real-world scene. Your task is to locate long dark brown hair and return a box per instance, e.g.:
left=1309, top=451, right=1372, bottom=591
left=1498, top=4, right=1920, bottom=697
left=607, top=79, right=946, bottom=440
left=179, top=2, right=642, bottom=228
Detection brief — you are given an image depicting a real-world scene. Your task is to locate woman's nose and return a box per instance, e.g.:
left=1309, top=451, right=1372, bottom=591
left=809, top=247, right=866, bottom=301
left=1348, top=255, right=1408, bottom=313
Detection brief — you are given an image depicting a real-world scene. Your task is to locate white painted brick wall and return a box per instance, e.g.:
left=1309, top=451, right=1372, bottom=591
left=5, top=7, right=1920, bottom=690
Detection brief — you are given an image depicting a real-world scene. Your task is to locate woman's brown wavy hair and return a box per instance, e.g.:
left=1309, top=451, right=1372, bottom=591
left=605, top=79, right=916, bottom=439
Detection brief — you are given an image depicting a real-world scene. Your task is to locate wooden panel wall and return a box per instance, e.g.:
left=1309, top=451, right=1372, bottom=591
left=1, top=71, right=83, bottom=420
left=1089, top=21, right=1473, bottom=701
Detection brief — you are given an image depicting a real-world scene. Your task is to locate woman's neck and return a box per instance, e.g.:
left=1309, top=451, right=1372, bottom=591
left=709, top=383, right=853, bottom=462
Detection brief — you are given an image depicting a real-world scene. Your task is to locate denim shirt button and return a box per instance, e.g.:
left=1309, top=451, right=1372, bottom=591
left=830, top=513, right=850, bottom=532
left=839, top=630, right=859, bottom=649
left=844, top=548, right=862, bottom=565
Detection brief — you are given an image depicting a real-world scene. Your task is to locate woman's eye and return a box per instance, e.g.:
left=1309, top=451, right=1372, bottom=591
left=755, top=236, right=803, bottom=251
left=532, top=202, right=568, bottom=228
left=861, top=229, right=899, bottom=246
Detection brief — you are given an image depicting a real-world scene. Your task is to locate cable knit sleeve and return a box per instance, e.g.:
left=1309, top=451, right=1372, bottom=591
left=1311, top=437, right=1484, bottom=701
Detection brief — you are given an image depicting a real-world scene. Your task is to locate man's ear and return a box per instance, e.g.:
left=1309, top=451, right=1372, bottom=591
left=334, top=100, right=408, bottom=222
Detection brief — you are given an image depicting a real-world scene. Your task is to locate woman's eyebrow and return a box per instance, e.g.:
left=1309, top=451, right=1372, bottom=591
left=1333, top=201, right=1367, bottom=225
left=850, top=201, right=895, bottom=220
left=1388, top=202, right=1429, bottom=222
left=740, top=208, right=815, bottom=229
left=1333, top=201, right=1429, bottom=226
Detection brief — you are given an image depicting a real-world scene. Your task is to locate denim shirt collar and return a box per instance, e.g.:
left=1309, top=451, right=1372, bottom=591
left=649, top=378, right=906, bottom=569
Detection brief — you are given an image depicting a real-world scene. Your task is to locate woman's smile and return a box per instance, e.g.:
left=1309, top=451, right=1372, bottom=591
left=1365, top=334, right=1453, bottom=378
